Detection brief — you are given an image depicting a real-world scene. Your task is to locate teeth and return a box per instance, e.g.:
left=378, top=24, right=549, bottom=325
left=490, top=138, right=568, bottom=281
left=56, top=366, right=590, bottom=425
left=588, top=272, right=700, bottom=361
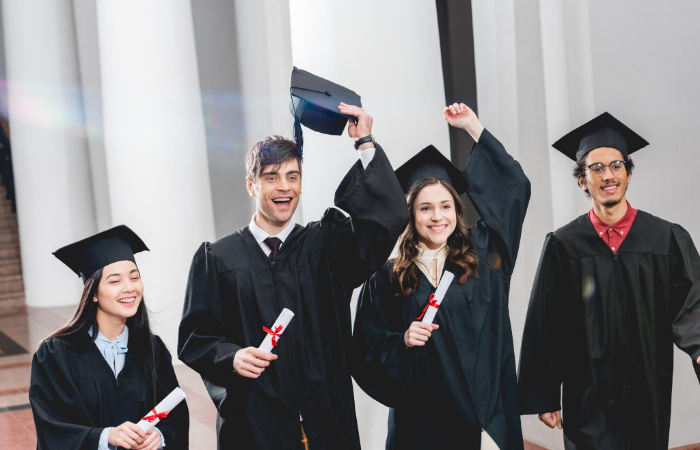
left=118, top=297, right=135, bottom=304
left=273, top=198, right=291, bottom=203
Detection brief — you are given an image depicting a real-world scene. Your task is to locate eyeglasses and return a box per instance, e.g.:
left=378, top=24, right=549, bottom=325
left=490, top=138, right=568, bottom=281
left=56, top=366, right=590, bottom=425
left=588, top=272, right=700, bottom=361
left=586, top=160, right=627, bottom=178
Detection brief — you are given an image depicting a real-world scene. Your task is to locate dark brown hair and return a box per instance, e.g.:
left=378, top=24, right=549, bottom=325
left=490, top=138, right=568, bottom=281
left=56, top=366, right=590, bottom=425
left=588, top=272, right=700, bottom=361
left=47, top=268, right=158, bottom=400
left=573, top=153, right=634, bottom=197
left=391, top=178, right=478, bottom=296
left=245, top=135, right=303, bottom=181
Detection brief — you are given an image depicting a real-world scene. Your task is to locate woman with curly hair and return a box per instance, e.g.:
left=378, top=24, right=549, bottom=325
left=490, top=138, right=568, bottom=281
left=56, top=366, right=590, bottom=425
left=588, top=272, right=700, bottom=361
left=352, top=104, right=530, bottom=450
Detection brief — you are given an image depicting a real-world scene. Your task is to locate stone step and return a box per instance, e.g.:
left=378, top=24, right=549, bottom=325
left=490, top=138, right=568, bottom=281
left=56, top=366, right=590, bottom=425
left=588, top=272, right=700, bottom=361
left=0, top=274, right=23, bottom=295
left=0, top=291, right=25, bottom=315
left=0, top=218, right=18, bottom=230
left=0, top=259, right=21, bottom=276
left=0, top=231, right=19, bottom=244
left=0, top=244, right=20, bottom=259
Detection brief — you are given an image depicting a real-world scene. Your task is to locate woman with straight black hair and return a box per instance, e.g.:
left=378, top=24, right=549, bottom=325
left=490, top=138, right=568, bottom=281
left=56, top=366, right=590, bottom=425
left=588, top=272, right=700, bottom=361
left=352, top=104, right=530, bottom=449
left=29, top=225, right=189, bottom=450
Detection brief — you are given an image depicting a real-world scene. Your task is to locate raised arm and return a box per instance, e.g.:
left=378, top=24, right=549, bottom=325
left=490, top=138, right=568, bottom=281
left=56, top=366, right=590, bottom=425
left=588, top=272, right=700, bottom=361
left=320, top=105, right=409, bottom=288
left=669, top=224, right=700, bottom=381
left=445, top=103, right=531, bottom=277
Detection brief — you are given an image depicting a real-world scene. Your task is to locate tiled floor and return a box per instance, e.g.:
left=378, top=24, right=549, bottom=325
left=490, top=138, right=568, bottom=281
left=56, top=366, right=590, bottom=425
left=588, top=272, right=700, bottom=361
left=0, top=306, right=218, bottom=449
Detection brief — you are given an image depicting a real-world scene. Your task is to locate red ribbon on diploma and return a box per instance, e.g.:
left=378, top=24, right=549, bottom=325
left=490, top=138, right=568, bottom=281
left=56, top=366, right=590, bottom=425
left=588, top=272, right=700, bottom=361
left=141, top=408, right=171, bottom=422
left=263, top=325, right=284, bottom=346
left=416, top=293, right=439, bottom=320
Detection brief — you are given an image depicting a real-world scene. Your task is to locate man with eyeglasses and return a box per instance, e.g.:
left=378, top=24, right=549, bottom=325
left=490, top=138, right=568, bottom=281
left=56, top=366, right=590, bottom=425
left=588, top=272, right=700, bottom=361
left=517, top=112, right=700, bottom=449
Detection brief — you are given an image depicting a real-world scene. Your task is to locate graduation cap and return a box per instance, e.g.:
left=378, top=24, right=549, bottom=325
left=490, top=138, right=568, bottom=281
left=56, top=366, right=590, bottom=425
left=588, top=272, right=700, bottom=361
left=552, top=111, right=649, bottom=161
left=289, top=66, right=362, bottom=152
left=53, top=225, right=149, bottom=282
left=395, top=145, right=468, bottom=196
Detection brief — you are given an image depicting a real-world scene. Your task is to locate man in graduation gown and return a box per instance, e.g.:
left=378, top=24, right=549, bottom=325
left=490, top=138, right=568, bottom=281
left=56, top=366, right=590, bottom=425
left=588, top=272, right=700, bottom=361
left=177, top=95, right=408, bottom=448
left=518, top=112, right=700, bottom=450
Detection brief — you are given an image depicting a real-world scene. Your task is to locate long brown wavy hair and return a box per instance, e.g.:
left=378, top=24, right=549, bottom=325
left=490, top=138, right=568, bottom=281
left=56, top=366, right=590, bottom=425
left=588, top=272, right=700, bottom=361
left=391, top=178, right=478, bottom=296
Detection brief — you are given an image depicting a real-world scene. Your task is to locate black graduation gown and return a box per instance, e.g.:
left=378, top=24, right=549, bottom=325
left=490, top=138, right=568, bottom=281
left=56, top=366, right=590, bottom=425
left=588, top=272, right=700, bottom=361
left=352, top=130, right=530, bottom=450
left=177, top=146, right=408, bottom=450
left=29, top=333, right=190, bottom=450
left=518, top=211, right=700, bottom=450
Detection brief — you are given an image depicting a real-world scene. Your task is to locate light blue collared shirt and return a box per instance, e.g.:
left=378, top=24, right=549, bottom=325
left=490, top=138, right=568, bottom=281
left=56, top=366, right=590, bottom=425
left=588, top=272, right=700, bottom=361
left=91, top=326, right=165, bottom=450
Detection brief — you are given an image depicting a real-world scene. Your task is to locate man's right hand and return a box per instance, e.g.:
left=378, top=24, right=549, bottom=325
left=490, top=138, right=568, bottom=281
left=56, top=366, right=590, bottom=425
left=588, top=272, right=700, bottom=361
left=108, top=421, right=146, bottom=449
left=538, top=411, right=562, bottom=429
left=233, top=347, right=277, bottom=378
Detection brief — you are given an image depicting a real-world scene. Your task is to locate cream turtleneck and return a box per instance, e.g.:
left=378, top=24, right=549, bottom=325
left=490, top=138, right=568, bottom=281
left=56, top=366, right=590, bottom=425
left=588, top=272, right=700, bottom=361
left=415, top=245, right=448, bottom=287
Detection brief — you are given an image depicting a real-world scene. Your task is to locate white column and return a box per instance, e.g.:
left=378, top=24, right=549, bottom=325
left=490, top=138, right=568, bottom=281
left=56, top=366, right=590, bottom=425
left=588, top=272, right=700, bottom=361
left=96, top=0, right=216, bottom=355
left=2, top=0, right=97, bottom=308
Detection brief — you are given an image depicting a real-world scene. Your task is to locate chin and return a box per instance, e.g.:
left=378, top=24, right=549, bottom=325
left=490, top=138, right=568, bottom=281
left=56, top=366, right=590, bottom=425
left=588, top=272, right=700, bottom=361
left=601, top=197, right=623, bottom=207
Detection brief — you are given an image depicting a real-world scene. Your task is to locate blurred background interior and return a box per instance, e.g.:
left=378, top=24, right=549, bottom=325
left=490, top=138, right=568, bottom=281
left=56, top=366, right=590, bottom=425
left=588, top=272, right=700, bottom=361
left=0, top=0, right=698, bottom=449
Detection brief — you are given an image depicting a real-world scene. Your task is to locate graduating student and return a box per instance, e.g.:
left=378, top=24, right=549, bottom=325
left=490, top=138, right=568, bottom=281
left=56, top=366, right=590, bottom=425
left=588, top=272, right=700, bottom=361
left=29, top=225, right=189, bottom=450
left=518, top=112, right=700, bottom=449
left=178, top=68, right=408, bottom=449
left=352, top=103, right=531, bottom=450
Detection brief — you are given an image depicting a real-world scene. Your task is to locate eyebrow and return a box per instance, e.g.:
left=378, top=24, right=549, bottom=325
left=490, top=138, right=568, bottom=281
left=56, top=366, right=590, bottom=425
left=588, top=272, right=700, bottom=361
left=417, top=200, right=453, bottom=206
left=106, top=269, right=140, bottom=279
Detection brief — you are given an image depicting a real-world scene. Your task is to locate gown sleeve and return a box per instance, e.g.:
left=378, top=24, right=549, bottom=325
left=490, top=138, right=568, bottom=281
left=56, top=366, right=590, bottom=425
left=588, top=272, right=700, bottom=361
left=322, top=144, right=409, bottom=289
left=178, top=243, right=241, bottom=383
left=517, top=233, right=567, bottom=414
left=351, top=271, right=414, bottom=408
left=669, top=224, right=700, bottom=382
left=29, top=339, right=105, bottom=450
left=153, top=336, right=190, bottom=450
left=462, top=129, right=531, bottom=277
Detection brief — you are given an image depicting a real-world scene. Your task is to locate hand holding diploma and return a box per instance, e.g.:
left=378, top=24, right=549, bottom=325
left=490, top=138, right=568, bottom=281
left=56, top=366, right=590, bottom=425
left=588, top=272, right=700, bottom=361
left=108, top=422, right=146, bottom=449
left=233, top=308, right=294, bottom=378
left=404, top=322, right=439, bottom=347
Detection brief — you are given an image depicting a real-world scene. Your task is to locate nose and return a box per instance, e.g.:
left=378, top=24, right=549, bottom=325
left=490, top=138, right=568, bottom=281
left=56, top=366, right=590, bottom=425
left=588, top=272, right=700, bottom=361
left=431, top=208, right=443, bottom=221
left=602, top=165, right=616, bottom=181
left=278, top=177, right=291, bottom=191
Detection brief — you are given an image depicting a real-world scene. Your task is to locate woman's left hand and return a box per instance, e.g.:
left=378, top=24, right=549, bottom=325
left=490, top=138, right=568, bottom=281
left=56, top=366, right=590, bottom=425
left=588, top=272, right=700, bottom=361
left=443, top=103, right=484, bottom=142
left=133, top=429, right=162, bottom=450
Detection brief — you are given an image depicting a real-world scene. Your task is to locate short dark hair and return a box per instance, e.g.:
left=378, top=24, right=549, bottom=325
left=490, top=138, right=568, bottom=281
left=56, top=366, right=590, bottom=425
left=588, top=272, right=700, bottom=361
left=245, top=135, right=303, bottom=181
left=573, top=153, right=634, bottom=197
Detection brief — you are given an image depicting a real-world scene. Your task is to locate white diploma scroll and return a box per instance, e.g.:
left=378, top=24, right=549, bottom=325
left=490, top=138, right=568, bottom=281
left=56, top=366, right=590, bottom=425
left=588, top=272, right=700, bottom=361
left=137, top=387, right=186, bottom=432
left=259, top=308, right=295, bottom=353
left=420, top=271, right=455, bottom=324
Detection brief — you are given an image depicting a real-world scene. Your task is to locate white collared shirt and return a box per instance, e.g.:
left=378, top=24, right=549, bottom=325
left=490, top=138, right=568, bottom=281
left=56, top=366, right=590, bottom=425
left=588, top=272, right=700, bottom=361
left=249, top=215, right=297, bottom=257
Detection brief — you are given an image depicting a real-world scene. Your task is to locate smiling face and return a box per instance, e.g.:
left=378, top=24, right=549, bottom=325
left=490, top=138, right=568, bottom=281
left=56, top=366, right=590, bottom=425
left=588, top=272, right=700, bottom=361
left=93, top=260, right=143, bottom=322
left=247, top=158, right=301, bottom=228
left=579, top=147, right=631, bottom=208
left=412, top=183, right=457, bottom=250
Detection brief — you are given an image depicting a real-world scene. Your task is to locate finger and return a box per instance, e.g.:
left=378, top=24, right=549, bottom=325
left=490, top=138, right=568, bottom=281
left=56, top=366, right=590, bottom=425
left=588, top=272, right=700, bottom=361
left=125, top=429, right=144, bottom=444
left=246, top=356, right=270, bottom=368
left=242, top=362, right=265, bottom=375
left=459, top=103, right=467, bottom=112
left=413, top=327, right=431, bottom=337
left=431, top=324, right=440, bottom=330
left=555, top=411, right=562, bottom=429
left=412, top=333, right=428, bottom=342
left=411, top=339, right=425, bottom=346
left=449, top=105, right=457, bottom=115
left=696, top=355, right=700, bottom=364
left=122, top=436, right=137, bottom=448
left=452, top=103, right=460, bottom=110
left=240, top=368, right=261, bottom=378
left=136, top=432, right=156, bottom=449
left=539, top=413, right=554, bottom=428
left=128, top=423, right=147, bottom=439
left=417, top=322, right=435, bottom=331
left=249, top=348, right=275, bottom=361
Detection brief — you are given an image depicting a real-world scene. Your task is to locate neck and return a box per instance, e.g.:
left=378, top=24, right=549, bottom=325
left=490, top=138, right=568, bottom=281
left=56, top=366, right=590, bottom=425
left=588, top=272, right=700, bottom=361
left=592, top=197, right=628, bottom=225
left=417, top=240, right=447, bottom=252
left=254, top=211, right=291, bottom=236
left=95, top=309, right=127, bottom=341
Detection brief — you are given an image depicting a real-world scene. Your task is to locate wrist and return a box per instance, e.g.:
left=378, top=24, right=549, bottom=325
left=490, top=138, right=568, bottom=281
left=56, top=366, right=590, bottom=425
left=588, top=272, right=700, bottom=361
left=463, top=122, right=484, bottom=142
left=354, top=134, right=375, bottom=150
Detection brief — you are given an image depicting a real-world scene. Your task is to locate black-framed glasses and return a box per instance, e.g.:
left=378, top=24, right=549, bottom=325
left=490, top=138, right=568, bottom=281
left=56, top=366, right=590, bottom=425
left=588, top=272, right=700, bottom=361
left=586, top=160, right=627, bottom=178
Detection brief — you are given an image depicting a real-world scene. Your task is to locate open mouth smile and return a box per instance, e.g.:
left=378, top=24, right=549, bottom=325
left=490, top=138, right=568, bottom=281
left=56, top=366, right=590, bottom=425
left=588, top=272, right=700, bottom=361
left=117, top=296, right=136, bottom=305
left=427, top=224, right=448, bottom=233
left=601, top=184, right=619, bottom=194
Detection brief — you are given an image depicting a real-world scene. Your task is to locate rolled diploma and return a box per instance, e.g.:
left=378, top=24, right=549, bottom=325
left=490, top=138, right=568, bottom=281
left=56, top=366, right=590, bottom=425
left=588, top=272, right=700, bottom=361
left=137, top=387, right=186, bottom=432
left=259, top=308, right=295, bottom=353
left=421, top=271, right=455, bottom=324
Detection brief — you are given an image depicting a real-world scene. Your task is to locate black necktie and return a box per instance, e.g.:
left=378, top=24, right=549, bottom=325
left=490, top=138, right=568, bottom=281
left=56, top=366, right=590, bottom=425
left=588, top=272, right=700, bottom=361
left=263, top=237, right=282, bottom=262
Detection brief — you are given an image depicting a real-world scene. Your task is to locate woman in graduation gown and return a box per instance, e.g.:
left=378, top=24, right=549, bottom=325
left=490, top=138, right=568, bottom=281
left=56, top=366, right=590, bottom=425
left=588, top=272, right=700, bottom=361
left=29, top=225, right=189, bottom=450
left=352, top=104, right=531, bottom=450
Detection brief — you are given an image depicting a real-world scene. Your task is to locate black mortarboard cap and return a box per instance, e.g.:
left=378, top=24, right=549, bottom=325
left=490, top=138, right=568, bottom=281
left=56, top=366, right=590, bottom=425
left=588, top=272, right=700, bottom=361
left=395, top=145, right=467, bottom=196
left=289, top=66, right=362, bottom=152
left=552, top=111, right=649, bottom=161
left=53, top=225, right=149, bottom=282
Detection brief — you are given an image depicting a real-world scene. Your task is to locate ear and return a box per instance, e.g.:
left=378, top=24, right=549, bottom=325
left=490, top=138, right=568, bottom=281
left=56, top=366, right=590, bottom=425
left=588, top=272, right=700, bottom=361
left=246, top=178, right=256, bottom=197
left=93, top=295, right=98, bottom=303
left=578, top=176, right=588, bottom=192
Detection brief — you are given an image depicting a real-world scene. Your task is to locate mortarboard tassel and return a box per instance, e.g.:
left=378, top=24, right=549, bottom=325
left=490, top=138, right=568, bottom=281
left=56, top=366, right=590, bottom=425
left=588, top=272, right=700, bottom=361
left=293, top=116, right=304, bottom=154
